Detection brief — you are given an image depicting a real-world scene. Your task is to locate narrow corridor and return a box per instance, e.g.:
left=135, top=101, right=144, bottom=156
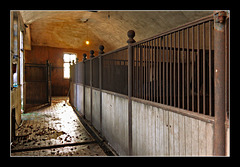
left=11, top=97, right=111, bottom=156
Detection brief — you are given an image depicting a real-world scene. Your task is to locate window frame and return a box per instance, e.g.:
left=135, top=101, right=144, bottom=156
left=63, top=52, right=77, bottom=79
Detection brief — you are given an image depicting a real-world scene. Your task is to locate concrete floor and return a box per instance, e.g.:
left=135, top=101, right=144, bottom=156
left=11, top=97, right=108, bottom=157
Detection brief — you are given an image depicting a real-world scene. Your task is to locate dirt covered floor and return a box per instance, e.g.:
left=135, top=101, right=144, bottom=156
left=11, top=97, right=108, bottom=156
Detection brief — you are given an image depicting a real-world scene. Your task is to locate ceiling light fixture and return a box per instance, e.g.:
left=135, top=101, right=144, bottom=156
left=85, top=19, right=90, bottom=46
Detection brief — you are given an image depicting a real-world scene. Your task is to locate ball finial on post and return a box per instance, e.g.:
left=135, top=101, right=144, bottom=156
left=127, top=30, right=136, bottom=43
left=83, top=53, right=87, bottom=61
left=99, top=45, right=105, bottom=54
left=90, top=50, right=95, bottom=58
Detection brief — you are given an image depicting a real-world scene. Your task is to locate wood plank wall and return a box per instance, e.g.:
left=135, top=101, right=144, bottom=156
left=70, top=81, right=214, bottom=156
left=132, top=100, right=214, bottom=156
left=25, top=45, right=97, bottom=96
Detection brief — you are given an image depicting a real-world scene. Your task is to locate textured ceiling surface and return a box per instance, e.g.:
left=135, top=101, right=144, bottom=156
left=20, top=10, right=213, bottom=52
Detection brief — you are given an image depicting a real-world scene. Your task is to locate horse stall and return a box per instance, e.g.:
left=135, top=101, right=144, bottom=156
left=70, top=12, right=229, bottom=156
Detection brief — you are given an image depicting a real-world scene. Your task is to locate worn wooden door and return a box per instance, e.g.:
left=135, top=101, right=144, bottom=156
left=25, top=61, right=51, bottom=108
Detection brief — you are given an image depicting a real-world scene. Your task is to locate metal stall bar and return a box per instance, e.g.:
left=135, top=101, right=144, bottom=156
left=202, top=23, right=206, bottom=115
left=197, top=24, right=200, bottom=113
left=209, top=21, right=212, bottom=116
left=170, top=34, right=172, bottom=106
left=182, top=29, right=185, bottom=109
left=186, top=28, right=189, bottom=110
left=192, top=26, right=195, bottom=112
left=213, top=11, right=227, bottom=156
left=166, top=35, right=169, bottom=105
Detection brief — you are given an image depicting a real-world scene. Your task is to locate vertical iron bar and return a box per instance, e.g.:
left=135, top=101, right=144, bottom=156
left=197, top=24, right=200, bottom=113
left=209, top=21, right=212, bottom=116
left=147, top=41, right=149, bottom=101
left=174, top=32, right=176, bottom=107
left=170, top=34, right=172, bottom=106
left=155, top=38, right=159, bottom=102
left=144, top=43, right=146, bottom=100
left=137, top=45, right=139, bottom=98
left=163, top=36, right=165, bottom=104
left=99, top=55, right=102, bottom=134
left=178, top=31, right=180, bottom=108
left=182, top=30, right=185, bottom=109
left=187, top=28, right=190, bottom=110
left=151, top=40, right=153, bottom=101
left=159, top=37, right=162, bottom=104
left=192, top=26, right=195, bottom=112
left=140, top=44, right=143, bottom=99
left=166, top=35, right=169, bottom=105
left=90, top=58, right=93, bottom=123
left=154, top=39, right=156, bottom=102
left=203, top=22, right=206, bottom=115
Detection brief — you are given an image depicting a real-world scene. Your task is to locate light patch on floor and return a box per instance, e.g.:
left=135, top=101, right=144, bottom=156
left=11, top=97, right=106, bottom=157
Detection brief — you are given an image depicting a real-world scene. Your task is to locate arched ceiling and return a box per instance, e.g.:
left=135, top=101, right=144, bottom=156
left=20, top=10, right=213, bottom=53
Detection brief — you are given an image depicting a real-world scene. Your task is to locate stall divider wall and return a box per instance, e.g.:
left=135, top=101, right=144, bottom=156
left=69, top=12, right=229, bottom=156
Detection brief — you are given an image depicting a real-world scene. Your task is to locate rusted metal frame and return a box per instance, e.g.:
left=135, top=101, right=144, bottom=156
left=192, top=26, right=195, bottom=112
left=182, top=29, right=185, bottom=109
left=166, top=35, right=169, bottom=105
left=203, top=22, right=206, bottom=115
left=197, top=24, right=200, bottom=114
left=100, top=45, right=128, bottom=58
left=132, top=14, right=213, bottom=47
left=187, top=28, right=190, bottom=110
left=213, top=11, right=227, bottom=156
left=131, top=97, right=214, bottom=124
left=163, top=36, right=165, bottom=104
left=178, top=31, right=180, bottom=108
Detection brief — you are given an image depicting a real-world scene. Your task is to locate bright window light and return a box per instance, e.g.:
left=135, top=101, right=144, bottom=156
left=63, top=53, right=76, bottom=79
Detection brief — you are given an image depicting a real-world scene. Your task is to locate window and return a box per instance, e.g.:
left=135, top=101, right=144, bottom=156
left=63, top=53, right=77, bottom=79
left=13, top=18, right=18, bottom=87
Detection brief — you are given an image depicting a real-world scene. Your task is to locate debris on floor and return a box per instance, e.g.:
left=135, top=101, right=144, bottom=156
left=11, top=97, right=107, bottom=157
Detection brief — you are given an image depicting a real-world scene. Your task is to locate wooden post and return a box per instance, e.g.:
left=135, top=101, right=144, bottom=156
left=213, top=11, right=227, bottom=156
left=127, top=30, right=136, bottom=155
left=90, top=50, right=94, bottom=124
left=83, top=53, right=87, bottom=118
left=99, top=45, right=104, bottom=135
